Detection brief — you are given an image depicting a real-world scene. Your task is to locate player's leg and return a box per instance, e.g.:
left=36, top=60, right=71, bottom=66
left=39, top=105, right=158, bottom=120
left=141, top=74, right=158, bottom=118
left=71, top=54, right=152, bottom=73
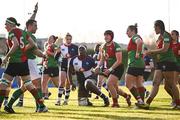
left=85, top=78, right=109, bottom=106
left=56, top=71, right=66, bottom=105
left=146, top=70, right=162, bottom=105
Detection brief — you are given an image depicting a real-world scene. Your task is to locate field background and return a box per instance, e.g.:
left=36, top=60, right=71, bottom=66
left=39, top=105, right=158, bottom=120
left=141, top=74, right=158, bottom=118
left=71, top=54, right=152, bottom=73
left=0, top=85, right=180, bottom=120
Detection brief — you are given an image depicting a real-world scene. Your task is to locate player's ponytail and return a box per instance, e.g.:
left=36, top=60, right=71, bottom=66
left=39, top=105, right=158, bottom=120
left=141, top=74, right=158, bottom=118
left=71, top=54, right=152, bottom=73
left=128, top=23, right=138, bottom=34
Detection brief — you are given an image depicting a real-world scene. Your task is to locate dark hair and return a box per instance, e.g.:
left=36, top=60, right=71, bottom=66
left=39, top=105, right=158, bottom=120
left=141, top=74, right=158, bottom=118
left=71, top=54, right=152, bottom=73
left=128, top=23, right=138, bottom=34
left=26, top=19, right=37, bottom=28
left=52, top=35, right=58, bottom=41
left=172, top=30, right=179, bottom=37
left=6, top=17, right=20, bottom=27
left=0, top=58, right=2, bottom=66
left=154, top=20, right=165, bottom=33
left=94, top=43, right=101, bottom=52
left=66, top=33, right=72, bottom=38
left=172, top=30, right=179, bottom=42
left=104, top=30, right=114, bottom=40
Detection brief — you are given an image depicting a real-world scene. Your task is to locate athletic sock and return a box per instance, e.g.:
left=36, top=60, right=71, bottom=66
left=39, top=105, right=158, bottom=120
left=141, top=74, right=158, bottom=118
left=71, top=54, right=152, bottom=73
left=175, top=99, right=180, bottom=106
left=29, top=88, right=45, bottom=108
left=130, top=87, right=142, bottom=102
left=58, top=87, right=64, bottom=101
left=99, top=93, right=107, bottom=100
left=112, top=98, right=118, bottom=105
left=36, top=88, right=43, bottom=109
left=65, top=88, right=71, bottom=101
left=7, top=89, right=23, bottom=108
left=102, top=82, right=108, bottom=91
left=137, top=87, right=145, bottom=102
left=0, top=90, right=6, bottom=108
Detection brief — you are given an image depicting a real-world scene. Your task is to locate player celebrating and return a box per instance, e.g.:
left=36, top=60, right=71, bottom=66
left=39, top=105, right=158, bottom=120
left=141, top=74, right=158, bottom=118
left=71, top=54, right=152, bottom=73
left=56, top=33, right=78, bottom=105
left=95, top=30, right=131, bottom=107
left=0, top=17, right=47, bottom=113
left=68, top=45, right=109, bottom=106
left=145, top=20, right=180, bottom=109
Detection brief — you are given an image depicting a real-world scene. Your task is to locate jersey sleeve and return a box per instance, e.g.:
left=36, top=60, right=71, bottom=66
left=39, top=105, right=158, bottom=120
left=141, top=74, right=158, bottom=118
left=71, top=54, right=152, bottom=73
left=132, top=35, right=141, bottom=43
left=114, top=42, right=122, bottom=52
left=8, top=31, right=16, bottom=40
left=163, top=32, right=170, bottom=43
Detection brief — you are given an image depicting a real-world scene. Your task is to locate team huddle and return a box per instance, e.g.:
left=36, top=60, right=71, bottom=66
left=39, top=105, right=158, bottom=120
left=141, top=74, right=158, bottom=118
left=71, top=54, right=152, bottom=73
left=0, top=3, right=180, bottom=114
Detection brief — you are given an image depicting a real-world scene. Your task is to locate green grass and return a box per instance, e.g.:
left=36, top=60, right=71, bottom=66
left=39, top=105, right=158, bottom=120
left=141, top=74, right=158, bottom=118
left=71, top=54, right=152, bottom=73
left=0, top=85, right=180, bottom=120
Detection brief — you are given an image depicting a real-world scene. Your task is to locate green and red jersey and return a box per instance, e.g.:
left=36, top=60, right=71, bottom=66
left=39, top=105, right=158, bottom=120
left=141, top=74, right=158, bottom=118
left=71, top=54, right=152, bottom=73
left=45, top=43, right=59, bottom=67
left=172, top=42, right=180, bottom=66
left=25, top=31, right=37, bottom=59
left=7, top=28, right=29, bottom=63
left=156, top=32, right=176, bottom=62
left=127, top=34, right=144, bottom=68
left=102, top=42, right=122, bottom=68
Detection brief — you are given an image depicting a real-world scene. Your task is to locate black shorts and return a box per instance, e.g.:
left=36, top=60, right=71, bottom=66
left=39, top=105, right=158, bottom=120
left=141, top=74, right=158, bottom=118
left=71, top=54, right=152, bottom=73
left=4, top=62, right=29, bottom=77
left=110, top=64, right=124, bottom=80
left=60, top=59, right=68, bottom=72
left=176, top=66, right=180, bottom=72
left=143, top=71, right=151, bottom=81
left=44, top=67, right=59, bottom=77
left=156, top=61, right=176, bottom=71
left=127, top=67, right=144, bottom=77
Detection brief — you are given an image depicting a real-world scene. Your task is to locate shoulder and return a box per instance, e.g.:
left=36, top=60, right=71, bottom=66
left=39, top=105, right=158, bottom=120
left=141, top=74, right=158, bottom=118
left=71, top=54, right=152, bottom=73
left=163, top=31, right=171, bottom=42
left=132, top=34, right=141, bottom=42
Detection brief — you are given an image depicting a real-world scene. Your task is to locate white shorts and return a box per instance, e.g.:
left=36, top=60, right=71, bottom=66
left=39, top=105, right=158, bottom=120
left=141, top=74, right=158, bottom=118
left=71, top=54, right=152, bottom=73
left=28, top=59, right=41, bottom=80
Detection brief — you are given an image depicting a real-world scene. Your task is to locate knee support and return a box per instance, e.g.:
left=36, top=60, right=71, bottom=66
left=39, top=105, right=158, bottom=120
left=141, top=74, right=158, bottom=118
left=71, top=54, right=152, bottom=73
left=0, top=79, right=11, bottom=86
left=24, top=80, right=32, bottom=87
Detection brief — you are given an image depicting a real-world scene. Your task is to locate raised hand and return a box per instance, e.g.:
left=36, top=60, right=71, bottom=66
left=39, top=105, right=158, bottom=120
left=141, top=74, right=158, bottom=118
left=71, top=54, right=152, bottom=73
left=34, top=2, right=38, bottom=13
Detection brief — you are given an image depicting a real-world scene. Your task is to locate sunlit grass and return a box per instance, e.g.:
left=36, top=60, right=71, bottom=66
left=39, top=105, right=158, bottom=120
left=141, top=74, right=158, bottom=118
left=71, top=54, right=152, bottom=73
left=0, top=85, right=180, bottom=120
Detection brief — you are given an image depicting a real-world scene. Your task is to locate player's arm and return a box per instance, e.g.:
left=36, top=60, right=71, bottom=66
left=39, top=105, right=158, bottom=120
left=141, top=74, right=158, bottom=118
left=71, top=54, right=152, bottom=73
left=3, top=37, right=19, bottom=64
left=67, top=59, right=76, bottom=90
left=110, top=51, right=122, bottom=70
left=33, top=49, right=46, bottom=58
left=135, top=38, right=143, bottom=58
left=30, top=2, right=38, bottom=20
left=24, top=36, right=37, bottom=51
left=147, top=42, right=169, bottom=54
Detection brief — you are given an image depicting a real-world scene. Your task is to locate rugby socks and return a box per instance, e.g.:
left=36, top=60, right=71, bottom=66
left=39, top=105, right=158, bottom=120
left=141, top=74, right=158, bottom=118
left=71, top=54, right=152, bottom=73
left=65, top=88, right=71, bottom=101
left=102, top=82, right=109, bottom=92
left=29, top=88, right=45, bottom=108
left=175, top=99, right=180, bottom=105
left=58, top=87, right=64, bottom=101
left=112, top=98, right=118, bottom=105
left=130, top=87, right=143, bottom=102
left=0, top=90, right=6, bottom=108
left=99, top=93, right=107, bottom=99
left=18, top=94, right=24, bottom=103
left=36, top=88, right=43, bottom=109
left=7, top=89, right=23, bottom=108
left=137, top=87, right=145, bottom=102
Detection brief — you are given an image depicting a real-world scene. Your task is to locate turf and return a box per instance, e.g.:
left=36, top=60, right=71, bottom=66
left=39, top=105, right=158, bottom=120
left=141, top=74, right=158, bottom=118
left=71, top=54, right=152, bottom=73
left=0, top=85, right=180, bottom=120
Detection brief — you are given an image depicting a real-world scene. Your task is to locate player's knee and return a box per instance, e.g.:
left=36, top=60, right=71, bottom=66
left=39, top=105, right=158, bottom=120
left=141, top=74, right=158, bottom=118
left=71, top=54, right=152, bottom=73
left=84, top=79, right=93, bottom=89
